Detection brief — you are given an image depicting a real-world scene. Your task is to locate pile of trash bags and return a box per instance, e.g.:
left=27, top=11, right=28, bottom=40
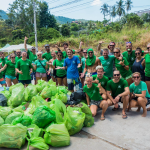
left=0, top=80, right=94, bottom=149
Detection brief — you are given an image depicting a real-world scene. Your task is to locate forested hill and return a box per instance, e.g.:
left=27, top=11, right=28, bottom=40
left=0, top=10, right=8, bottom=20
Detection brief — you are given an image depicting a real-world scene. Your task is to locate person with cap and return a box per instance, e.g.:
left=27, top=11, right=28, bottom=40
left=0, top=54, right=18, bottom=87
left=24, top=36, right=37, bottom=84
left=81, top=48, right=101, bottom=78
left=122, top=42, right=148, bottom=70
left=56, top=49, right=81, bottom=92
left=15, top=51, right=33, bottom=87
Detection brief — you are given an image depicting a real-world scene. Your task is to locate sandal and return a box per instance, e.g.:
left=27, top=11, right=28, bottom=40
left=112, top=104, right=120, bottom=111
left=100, top=116, right=105, bottom=121
left=147, top=108, right=150, bottom=111
left=122, top=113, right=127, bottom=119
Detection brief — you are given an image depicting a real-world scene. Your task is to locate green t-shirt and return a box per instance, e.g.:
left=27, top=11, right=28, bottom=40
left=0, top=57, right=9, bottom=75
left=15, top=56, right=22, bottom=63
left=27, top=50, right=37, bottom=63
left=42, top=52, right=52, bottom=61
left=122, top=50, right=144, bottom=69
left=129, top=81, right=150, bottom=98
left=115, top=57, right=132, bottom=78
left=16, top=59, right=33, bottom=80
left=83, top=83, right=103, bottom=101
left=35, top=59, right=47, bottom=73
left=99, top=55, right=115, bottom=78
left=106, top=78, right=128, bottom=97
left=62, top=50, right=75, bottom=59
left=0, top=72, right=3, bottom=79
left=53, top=59, right=66, bottom=77
left=81, top=57, right=86, bottom=72
left=92, top=75, right=109, bottom=89
left=144, top=54, right=150, bottom=77
left=5, top=61, right=16, bottom=77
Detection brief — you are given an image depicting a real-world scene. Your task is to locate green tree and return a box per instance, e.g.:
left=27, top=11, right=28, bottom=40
left=125, top=0, right=132, bottom=14
left=141, top=13, right=150, bottom=23
left=116, top=0, right=125, bottom=20
left=61, top=24, right=70, bottom=36
left=100, top=3, right=109, bottom=20
left=71, top=23, right=79, bottom=31
left=111, top=5, right=116, bottom=22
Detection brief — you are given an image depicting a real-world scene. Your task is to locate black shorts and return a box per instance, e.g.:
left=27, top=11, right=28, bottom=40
left=132, top=97, right=150, bottom=106
left=145, top=76, right=150, bottom=81
left=56, top=75, right=66, bottom=79
left=112, top=96, right=122, bottom=103
left=19, top=80, right=31, bottom=85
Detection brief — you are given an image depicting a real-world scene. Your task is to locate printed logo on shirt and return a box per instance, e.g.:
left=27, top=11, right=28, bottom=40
left=101, top=82, right=104, bottom=85
left=138, top=89, right=141, bottom=92
left=73, top=61, right=75, bottom=64
left=131, top=57, right=134, bottom=61
left=93, top=90, right=96, bottom=93
left=26, top=63, right=29, bottom=65
left=107, top=62, right=110, bottom=65
left=118, top=85, right=121, bottom=88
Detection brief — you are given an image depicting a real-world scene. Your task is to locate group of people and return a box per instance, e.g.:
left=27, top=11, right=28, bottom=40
left=0, top=36, right=150, bottom=121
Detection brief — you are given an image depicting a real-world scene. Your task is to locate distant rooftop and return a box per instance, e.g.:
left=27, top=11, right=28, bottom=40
left=134, top=8, right=150, bottom=16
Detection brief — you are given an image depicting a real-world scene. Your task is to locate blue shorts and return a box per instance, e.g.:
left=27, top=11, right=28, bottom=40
left=0, top=78, right=6, bottom=85
left=67, top=78, right=80, bottom=91
left=30, top=72, right=36, bottom=80
left=91, top=72, right=97, bottom=75
left=19, top=80, right=31, bottom=85
left=5, top=75, right=16, bottom=80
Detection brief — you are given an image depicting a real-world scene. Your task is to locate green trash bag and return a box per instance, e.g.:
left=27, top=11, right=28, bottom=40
left=44, top=124, right=70, bottom=147
left=0, top=86, right=11, bottom=99
left=24, top=95, right=49, bottom=115
left=0, top=106, right=12, bottom=120
left=7, top=83, right=25, bottom=107
left=57, top=86, right=68, bottom=94
left=40, top=86, right=52, bottom=99
left=24, top=84, right=38, bottom=102
left=12, top=115, right=32, bottom=127
left=27, top=137, right=49, bottom=150
left=5, top=112, right=23, bottom=124
left=0, top=124, right=27, bottom=149
left=76, top=103, right=94, bottom=127
left=36, top=80, right=49, bottom=92
left=9, top=83, right=23, bottom=93
left=32, top=105, right=56, bottom=128
left=52, top=93, right=67, bottom=104
left=0, top=116, right=4, bottom=126
left=48, top=101, right=55, bottom=111
left=13, top=102, right=26, bottom=113
left=64, top=106, right=85, bottom=135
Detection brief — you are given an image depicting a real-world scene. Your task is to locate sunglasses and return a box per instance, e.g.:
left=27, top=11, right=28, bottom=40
left=88, top=52, right=93, bottom=54
left=37, top=55, right=42, bottom=56
left=17, top=52, right=21, bottom=53
left=114, top=52, right=119, bottom=54
left=135, top=53, right=140, bottom=55
left=114, top=74, right=120, bottom=76
left=147, top=47, right=150, bottom=50
left=133, top=76, right=140, bottom=79
left=109, top=45, right=115, bottom=46
left=11, top=57, right=15, bottom=58
left=58, top=55, right=62, bottom=56
left=126, top=42, right=132, bottom=44
left=83, top=52, right=87, bottom=53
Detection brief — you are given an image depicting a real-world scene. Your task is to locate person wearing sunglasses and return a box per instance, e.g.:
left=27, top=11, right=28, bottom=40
left=106, top=70, right=130, bottom=119
left=0, top=54, right=18, bottom=87
left=129, top=72, right=150, bottom=117
left=52, top=51, right=67, bottom=86
left=132, top=48, right=145, bottom=81
left=81, top=48, right=101, bottom=78
left=122, top=42, right=148, bottom=70
left=15, top=49, right=22, bottom=62
left=83, top=75, right=108, bottom=121
left=24, top=36, right=37, bottom=84
left=33, top=52, right=48, bottom=82
left=15, top=51, right=33, bottom=87
left=114, top=48, right=132, bottom=86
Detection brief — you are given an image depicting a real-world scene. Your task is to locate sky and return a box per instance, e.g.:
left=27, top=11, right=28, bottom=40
left=1, top=0, right=150, bottom=21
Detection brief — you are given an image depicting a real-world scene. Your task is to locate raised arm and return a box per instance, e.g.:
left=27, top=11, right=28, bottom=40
left=97, top=41, right=104, bottom=53
left=24, top=36, right=28, bottom=52
left=79, top=41, right=84, bottom=49
left=0, top=64, right=7, bottom=72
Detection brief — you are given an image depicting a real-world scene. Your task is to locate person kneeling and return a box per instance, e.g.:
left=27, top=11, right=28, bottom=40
left=83, top=76, right=108, bottom=121
left=106, top=70, right=130, bottom=119
left=129, top=72, right=150, bottom=117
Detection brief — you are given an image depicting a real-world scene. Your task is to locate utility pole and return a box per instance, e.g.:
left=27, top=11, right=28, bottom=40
left=33, top=1, right=38, bottom=51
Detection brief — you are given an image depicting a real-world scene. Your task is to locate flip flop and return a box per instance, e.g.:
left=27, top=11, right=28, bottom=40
left=112, top=104, right=120, bottom=111
left=100, top=116, right=105, bottom=121
left=147, top=108, right=150, bottom=111
left=122, top=113, right=127, bottom=119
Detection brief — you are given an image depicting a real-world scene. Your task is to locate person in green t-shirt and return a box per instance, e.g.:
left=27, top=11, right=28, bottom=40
left=33, top=52, right=48, bottom=82
left=15, top=51, right=33, bottom=87
left=15, top=49, right=22, bottom=62
left=52, top=51, right=67, bottom=86
left=42, top=44, right=52, bottom=61
left=129, top=72, right=150, bottom=117
left=92, top=65, right=109, bottom=100
left=106, top=70, right=130, bottom=119
left=0, top=54, right=18, bottom=87
left=114, top=48, right=132, bottom=86
left=83, top=76, right=108, bottom=120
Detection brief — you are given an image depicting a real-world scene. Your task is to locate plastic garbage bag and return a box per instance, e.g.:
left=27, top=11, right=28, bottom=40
left=0, top=116, right=4, bottom=126
left=0, top=124, right=27, bottom=149
left=40, top=86, right=52, bottom=99
left=57, top=86, right=68, bottom=94
left=5, top=112, right=23, bottom=124
left=0, top=106, right=12, bottom=120
left=32, top=105, right=56, bottom=128
left=7, top=83, right=25, bottom=107
left=24, top=84, right=38, bottom=102
left=64, top=106, right=85, bottom=135
left=0, top=86, right=11, bottom=99
left=24, top=95, right=48, bottom=115
left=13, top=102, right=26, bottom=113
left=0, top=93, right=8, bottom=106
left=44, top=124, right=70, bottom=147
left=12, top=115, right=32, bottom=127
left=52, top=93, right=67, bottom=104
left=36, top=80, right=49, bottom=92
left=9, top=83, right=23, bottom=93
left=48, top=101, right=55, bottom=111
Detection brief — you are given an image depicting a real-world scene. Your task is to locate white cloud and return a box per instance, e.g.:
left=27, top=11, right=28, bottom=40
left=91, top=0, right=102, bottom=6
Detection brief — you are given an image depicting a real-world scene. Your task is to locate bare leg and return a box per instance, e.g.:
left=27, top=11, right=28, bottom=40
left=137, top=97, right=147, bottom=117
left=100, top=100, right=108, bottom=119
left=2, top=83, right=7, bottom=87
left=57, top=78, right=63, bottom=86
left=90, top=105, right=98, bottom=117
left=122, top=95, right=129, bottom=118
left=107, top=99, right=113, bottom=106
left=127, top=77, right=132, bottom=86
left=36, top=77, right=41, bottom=83
left=146, top=81, right=150, bottom=94
left=12, top=78, right=18, bottom=85
left=62, top=77, right=67, bottom=87
left=42, top=77, right=47, bottom=81
left=51, top=76, right=56, bottom=82
left=102, top=94, right=107, bottom=100
left=81, top=77, right=85, bottom=88
left=6, top=78, right=12, bottom=87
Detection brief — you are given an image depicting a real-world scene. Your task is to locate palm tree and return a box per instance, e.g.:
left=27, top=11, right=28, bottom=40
left=100, top=3, right=109, bottom=20
left=125, top=0, right=132, bottom=14
left=111, top=5, right=116, bottom=22
left=116, top=0, right=125, bottom=20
